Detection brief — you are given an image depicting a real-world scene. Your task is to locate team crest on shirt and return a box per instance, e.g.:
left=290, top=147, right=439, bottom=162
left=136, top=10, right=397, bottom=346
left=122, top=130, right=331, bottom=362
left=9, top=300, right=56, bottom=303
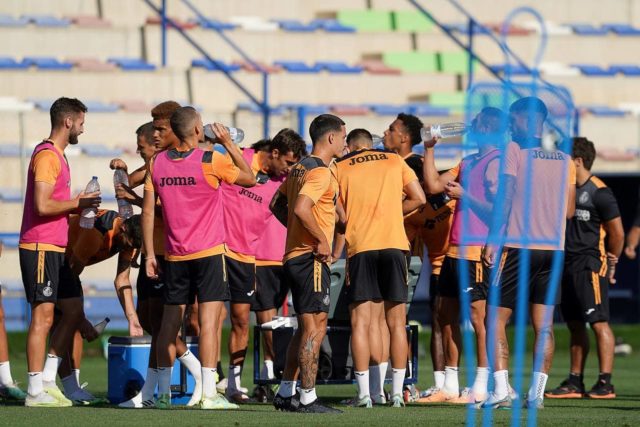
left=42, top=281, right=53, bottom=297
left=579, top=192, right=590, bottom=205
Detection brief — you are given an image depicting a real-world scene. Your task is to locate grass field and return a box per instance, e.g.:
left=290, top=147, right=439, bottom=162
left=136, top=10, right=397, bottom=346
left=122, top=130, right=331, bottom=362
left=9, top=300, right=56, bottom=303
left=2, top=325, right=640, bottom=426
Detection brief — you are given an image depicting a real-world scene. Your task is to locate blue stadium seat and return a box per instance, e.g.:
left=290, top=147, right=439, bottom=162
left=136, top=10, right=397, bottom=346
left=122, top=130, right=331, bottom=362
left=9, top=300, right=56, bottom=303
left=22, top=56, right=73, bottom=70
left=585, top=105, right=627, bottom=117
left=364, top=104, right=408, bottom=116
left=602, top=23, right=640, bottom=36
left=236, top=102, right=285, bottom=115
left=442, top=23, right=491, bottom=35
left=0, top=233, right=20, bottom=248
left=273, top=19, right=316, bottom=32
left=567, top=23, right=609, bottom=35
left=191, top=58, right=241, bottom=72
left=273, top=61, right=321, bottom=73
left=0, top=14, right=29, bottom=27
left=81, top=100, right=120, bottom=113
left=488, top=64, right=530, bottom=75
left=609, top=64, right=640, bottom=76
left=0, top=144, right=23, bottom=157
left=0, top=188, right=22, bottom=202
left=107, top=57, right=156, bottom=71
left=81, top=145, right=124, bottom=157
left=279, top=103, right=330, bottom=114
left=571, top=64, right=617, bottom=76
left=410, top=104, right=451, bottom=116
left=315, top=61, right=363, bottom=74
left=0, top=56, right=29, bottom=69
left=310, top=19, right=356, bottom=33
left=22, top=14, right=70, bottom=27
left=28, top=98, right=56, bottom=110
left=194, top=17, right=238, bottom=30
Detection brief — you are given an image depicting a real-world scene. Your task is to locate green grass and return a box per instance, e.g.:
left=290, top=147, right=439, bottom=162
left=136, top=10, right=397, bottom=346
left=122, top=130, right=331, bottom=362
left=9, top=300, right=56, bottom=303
left=2, top=326, right=640, bottom=426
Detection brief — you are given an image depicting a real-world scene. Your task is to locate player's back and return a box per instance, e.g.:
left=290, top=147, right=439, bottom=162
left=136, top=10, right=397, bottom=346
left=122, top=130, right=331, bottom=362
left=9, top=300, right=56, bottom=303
left=334, top=148, right=415, bottom=257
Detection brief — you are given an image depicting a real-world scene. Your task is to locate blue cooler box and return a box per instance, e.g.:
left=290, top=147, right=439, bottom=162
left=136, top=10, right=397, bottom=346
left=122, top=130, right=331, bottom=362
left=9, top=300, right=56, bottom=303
left=108, top=336, right=199, bottom=404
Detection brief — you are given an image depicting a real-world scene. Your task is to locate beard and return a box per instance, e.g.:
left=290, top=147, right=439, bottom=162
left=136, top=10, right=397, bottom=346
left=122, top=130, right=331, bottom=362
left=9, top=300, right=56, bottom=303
left=68, top=132, right=79, bottom=145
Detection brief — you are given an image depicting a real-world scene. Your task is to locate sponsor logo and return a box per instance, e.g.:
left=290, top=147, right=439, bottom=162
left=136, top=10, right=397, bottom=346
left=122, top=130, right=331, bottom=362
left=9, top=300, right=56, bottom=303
left=531, top=150, right=565, bottom=160
left=575, top=209, right=591, bottom=222
left=153, top=283, right=164, bottom=290
left=579, top=192, right=590, bottom=205
left=463, top=287, right=474, bottom=293
left=247, top=290, right=255, bottom=297
left=423, top=210, right=452, bottom=229
left=291, top=168, right=305, bottom=178
left=585, top=308, right=595, bottom=315
left=238, top=188, right=263, bottom=204
left=348, top=152, right=388, bottom=166
left=159, top=176, right=196, bottom=187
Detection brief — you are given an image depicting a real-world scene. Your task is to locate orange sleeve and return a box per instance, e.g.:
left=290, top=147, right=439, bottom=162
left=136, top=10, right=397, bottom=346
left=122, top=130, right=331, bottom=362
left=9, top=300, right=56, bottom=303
left=70, top=228, right=103, bottom=266
left=32, top=150, right=61, bottom=185
left=401, top=160, right=418, bottom=186
left=299, top=168, right=330, bottom=204
left=143, top=158, right=155, bottom=192
left=504, top=142, right=520, bottom=177
left=211, top=152, right=240, bottom=185
left=447, top=162, right=461, bottom=180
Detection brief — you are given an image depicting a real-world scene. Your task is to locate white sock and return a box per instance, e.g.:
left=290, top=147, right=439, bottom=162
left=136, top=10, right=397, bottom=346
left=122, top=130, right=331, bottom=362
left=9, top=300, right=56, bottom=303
left=261, top=360, right=274, bottom=380
left=202, top=367, right=217, bottom=398
left=528, top=371, right=548, bottom=401
left=379, top=362, right=388, bottom=393
left=434, top=370, right=445, bottom=389
left=369, top=365, right=381, bottom=397
left=391, top=368, right=406, bottom=397
left=73, top=369, right=80, bottom=385
left=493, top=370, right=509, bottom=399
left=178, top=350, right=202, bottom=382
left=473, top=367, right=490, bottom=397
left=227, top=365, right=241, bottom=394
left=140, top=368, right=158, bottom=399
left=61, top=373, right=81, bottom=395
left=27, top=372, right=43, bottom=396
left=299, top=387, right=317, bottom=405
left=407, top=361, right=413, bottom=378
left=355, top=371, right=369, bottom=399
left=42, top=354, right=61, bottom=383
left=277, top=380, right=296, bottom=398
left=0, top=361, right=14, bottom=386
left=443, top=366, right=459, bottom=396
left=157, top=367, right=172, bottom=396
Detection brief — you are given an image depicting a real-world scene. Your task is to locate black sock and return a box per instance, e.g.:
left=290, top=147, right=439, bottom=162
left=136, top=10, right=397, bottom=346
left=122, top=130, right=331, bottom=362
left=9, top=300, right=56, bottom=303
left=568, top=372, right=583, bottom=386
left=598, top=373, right=611, bottom=385
left=217, top=362, right=225, bottom=380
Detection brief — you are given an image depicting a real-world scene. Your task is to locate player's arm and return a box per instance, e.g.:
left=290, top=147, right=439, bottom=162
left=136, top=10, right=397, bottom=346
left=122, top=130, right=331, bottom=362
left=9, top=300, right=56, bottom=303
left=211, top=123, right=256, bottom=188
left=269, top=188, right=288, bottom=227
left=403, top=179, right=427, bottom=215
left=481, top=175, right=516, bottom=267
left=142, top=168, right=159, bottom=279
left=114, top=250, right=144, bottom=336
left=625, top=226, right=640, bottom=259
left=594, top=187, right=624, bottom=282
left=331, top=199, right=347, bottom=262
left=34, top=182, right=101, bottom=217
left=294, top=194, right=331, bottom=262
left=422, top=139, right=457, bottom=195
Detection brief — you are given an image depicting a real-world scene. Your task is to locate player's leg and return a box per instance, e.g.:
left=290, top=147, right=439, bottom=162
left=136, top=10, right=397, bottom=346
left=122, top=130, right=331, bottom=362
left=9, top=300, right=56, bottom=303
left=368, top=300, right=386, bottom=403
left=429, top=274, right=445, bottom=392
left=350, top=300, right=373, bottom=405
left=226, top=302, right=251, bottom=402
left=297, top=311, right=330, bottom=408
left=385, top=301, right=408, bottom=407
left=528, top=302, right=556, bottom=406
left=0, top=293, right=26, bottom=400
left=438, top=296, right=460, bottom=398
left=469, top=298, right=489, bottom=402
left=185, top=302, right=200, bottom=336
left=588, top=321, right=616, bottom=398
left=273, top=322, right=301, bottom=411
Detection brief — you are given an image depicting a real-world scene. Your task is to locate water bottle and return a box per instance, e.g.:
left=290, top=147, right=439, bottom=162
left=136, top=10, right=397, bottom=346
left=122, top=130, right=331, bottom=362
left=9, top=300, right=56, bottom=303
left=113, top=169, right=134, bottom=219
left=371, top=134, right=384, bottom=148
left=421, top=122, right=468, bottom=141
left=79, top=176, right=100, bottom=229
left=204, top=123, right=245, bottom=144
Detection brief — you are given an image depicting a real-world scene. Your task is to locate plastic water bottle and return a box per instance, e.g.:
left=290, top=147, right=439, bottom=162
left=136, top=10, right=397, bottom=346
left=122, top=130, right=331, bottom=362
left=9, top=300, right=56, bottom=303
left=79, top=176, right=100, bottom=229
left=113, top=169, right=134, bottom=219
left=421, top=122, right=468, bottom=141
left=204, top=123, right=245, bottom=144
left=371, top=134, right=384, bottom=148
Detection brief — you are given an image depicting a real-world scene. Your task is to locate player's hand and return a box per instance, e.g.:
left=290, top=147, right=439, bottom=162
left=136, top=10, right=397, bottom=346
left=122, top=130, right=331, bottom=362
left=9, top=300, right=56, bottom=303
left=110, top=158, right=128, bottom=171
left=624, top=245, right=636, bottom=260
left=482, top=244, right=496, bottom=268
left=423, top=127, right=439, bottom=149
left=146, top=256, right=159, bottom=279
left=128, top=318, right=144, bottom=337
left=211, top=123, right=233, bottom=146
left=115, top=183, right=140, bottom=203
left=444, top=181, right=464, bottom=200
left=607, top=252, right=618, bottom=285
left=314, top=239, right=332, bottom=263
left=79, top=318, right=99, bottom=342
left=76, top=191, right=102, bottom=209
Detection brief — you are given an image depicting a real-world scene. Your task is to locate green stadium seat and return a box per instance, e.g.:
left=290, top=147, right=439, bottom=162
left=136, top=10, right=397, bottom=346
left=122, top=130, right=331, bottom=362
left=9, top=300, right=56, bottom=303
left=429, top=92, right=466, bottom=113
left=439, top=51, right=476, bottom=74
left=382, top=51, right=437, bottom=73
left=392, top=11, right=434, bottom=32
left=336, top=10, right=392, bottom=32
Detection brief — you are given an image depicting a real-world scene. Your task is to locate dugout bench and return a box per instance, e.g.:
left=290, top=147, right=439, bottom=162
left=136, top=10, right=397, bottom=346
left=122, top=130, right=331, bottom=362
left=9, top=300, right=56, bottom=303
left=253, top=257, right=422, bottom=386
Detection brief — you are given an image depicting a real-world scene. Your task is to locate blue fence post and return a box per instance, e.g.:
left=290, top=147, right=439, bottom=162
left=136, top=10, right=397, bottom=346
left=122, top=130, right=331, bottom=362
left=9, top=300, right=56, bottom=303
left=262, top=72, right=270, bottom=139
left=161, top=0, right=167, bottom=68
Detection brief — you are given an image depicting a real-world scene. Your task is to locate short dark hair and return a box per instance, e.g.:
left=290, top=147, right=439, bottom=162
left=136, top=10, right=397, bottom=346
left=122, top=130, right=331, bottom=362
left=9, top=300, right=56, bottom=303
left=309, top=114, right=345, bottom=145
left=271, top=128, right=307, bottom=158
left=151, top=101, right=181, bottom=121
left=169, top=106, right=198, bottom=140
left=122, top=214, right=142, bottom=249
left=50, top=97, right=87, bottom=128
left=396, top=113, right=423, bottom=146
left=136, top=122, right=155, bottom=144
left=347, top=128, right=373, bottom=146
left=572, top=137, right=596, bottom=170
left=509, top=96, right=548, bottom=120
left=250, top=139, right=271, bottom=151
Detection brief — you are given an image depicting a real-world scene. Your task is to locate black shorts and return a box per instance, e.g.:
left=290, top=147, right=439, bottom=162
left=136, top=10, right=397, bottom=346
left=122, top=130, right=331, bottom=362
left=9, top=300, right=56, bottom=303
left=226, top=257, right=256, bottom=304
left=346, top=249, right=408, bottom=304
left=438, top=256, right=487, bottom=302
left=561, top=256, right=609, bottom=323
left=284, top=253, right=331, bottom=314
left=491, top=248, right=561, bottom=310
left=137, top=256, right=167, bottom=302
left=164, top=254, right=230, bottom=305
left=253, top=265, right=288, bottom=311
left=20, top=248, right=65, bottom=304
left=58, top=260, right=84, bottom=300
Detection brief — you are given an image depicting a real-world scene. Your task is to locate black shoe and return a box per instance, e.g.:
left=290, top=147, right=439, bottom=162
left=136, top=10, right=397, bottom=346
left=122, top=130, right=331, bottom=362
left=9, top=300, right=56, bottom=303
left=273, top=393, right=300, bottom=412
left=253, top=385, right=276, bottom=403
left=586, top=381, right=616, bottom=399
left=295, top=399, right=343, bottom=414
left=544, top=378, right=585, bottom=399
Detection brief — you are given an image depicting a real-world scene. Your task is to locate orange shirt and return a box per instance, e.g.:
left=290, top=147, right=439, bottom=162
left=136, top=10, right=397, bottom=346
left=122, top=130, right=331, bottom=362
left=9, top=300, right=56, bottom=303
left=281, top=156, right=337, bottom=262
left=333, top=149, right=417, bottom=257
